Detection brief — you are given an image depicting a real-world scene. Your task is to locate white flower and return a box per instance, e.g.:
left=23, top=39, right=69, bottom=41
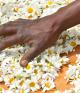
left=42, top=73, right=55, bottom=80
left=59, top=56, right=69, bottom=64
left=72, top=79, right=80, bottom=87
left=26, top=79, right=40, bottom=92
left=0, top=0, right=79, bottom=93
left=41, top=79, right=55, bottom=92
left=65, top=65, right=77, bottom=81
left=24, top=62, right=33, bottom=73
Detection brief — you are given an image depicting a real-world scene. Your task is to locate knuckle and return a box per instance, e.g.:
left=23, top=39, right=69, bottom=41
left=18, top=33, right=23, bottom=39
left=17, top=32, right=25, bottom=41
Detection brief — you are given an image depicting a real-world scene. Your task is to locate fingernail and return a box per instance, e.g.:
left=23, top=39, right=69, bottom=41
left=20, top=60, right=28, bottom=67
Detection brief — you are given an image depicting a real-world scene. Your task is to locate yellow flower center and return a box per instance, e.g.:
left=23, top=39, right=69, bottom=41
left=48, top=49, right=53, bottom=55
left=13, top=7, right=19, bottom=12
left=19, top=89, right=24, bottom=93
left=78, top=74, right=80, bottom=79
left=69, top=41, right=77, bottom=47
left=45, top=5, right=49, bottom=8
left=34, top=69, right=38, bottom=74
left=45, top=82, right=50, bottom=88
left=11, top=65, right=15, bottom=69
left=47, top=0, right=53, bottom=5
left=27, top=7, right=34, bottom=13
left=9, top=78, right=15, bottom=83
left=47, top=62, right=53, bottom=69
left=29, top=82, right=35, bottom=87
left=19, top=80, right=24, bottom=86
left=60, top=59, right=64, bottom=63
left=26, top=64, right=31, bottom=70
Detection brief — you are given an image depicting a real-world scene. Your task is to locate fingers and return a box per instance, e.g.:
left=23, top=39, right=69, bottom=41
left=20, top=41, right=46, bottom=67
left=0, top=35, right=22, bottom=51
left=0, top=19, right=34, bottom=36
left=0, top=19, right=25, bottom=36
left=0, top=25, right=16, bottom=36
left=20, top=47, right=36, bottom=67
left=20, top=45, right=42, bottom=67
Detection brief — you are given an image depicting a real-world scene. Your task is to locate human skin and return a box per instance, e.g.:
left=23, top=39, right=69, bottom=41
left=0, top=0, right=80, bottom=67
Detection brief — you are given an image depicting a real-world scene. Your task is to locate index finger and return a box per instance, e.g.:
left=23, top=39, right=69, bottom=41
left=0, top=25, right=16, bottom=36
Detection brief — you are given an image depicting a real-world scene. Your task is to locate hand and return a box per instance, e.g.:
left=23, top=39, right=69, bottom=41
left=0, top=14, right=62, bottom=67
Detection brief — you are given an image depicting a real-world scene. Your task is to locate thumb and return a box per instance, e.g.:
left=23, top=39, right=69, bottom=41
left=20, top=46, right=40, bottom=67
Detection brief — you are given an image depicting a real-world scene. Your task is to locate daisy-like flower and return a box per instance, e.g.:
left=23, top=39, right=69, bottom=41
left=69, top=40, right=77, bottom=48
left=13, top=7, right=19, bottom=12
left=59, top=56, right=69, bottom=64
left=42, top=73, right=54, bottom=79
left=27, top=6, right=34, bottom=14
left=0, top=0, right=79, bottom=93
left=25, top=62, right=33, bottom=73
left=9, top=80, right=20, bottom=90
left=45, top=0, right=54, bottom=8
left=9, top=77, right=15, bottom=84
left=65, top=65, right=77, bottom=82
left=26, top=79, right=40, bottom=92
left=41, top=79, right=55, bottom=92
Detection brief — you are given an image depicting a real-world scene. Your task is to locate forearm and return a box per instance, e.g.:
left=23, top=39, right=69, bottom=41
left=56, top=0, right=80, bottom=31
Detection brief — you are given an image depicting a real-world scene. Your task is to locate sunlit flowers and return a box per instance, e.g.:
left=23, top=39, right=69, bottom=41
left=0, top=0, right=79, bottom=93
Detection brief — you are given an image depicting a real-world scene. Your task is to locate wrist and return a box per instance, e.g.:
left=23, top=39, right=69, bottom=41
left=54, top=0, right=80, bottom=31
left=49, top=10, right=64, bottom=33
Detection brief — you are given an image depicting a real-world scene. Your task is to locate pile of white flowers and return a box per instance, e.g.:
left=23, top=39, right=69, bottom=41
left=0, top=0, right=74, bottom=24
left=0, top=0, right=80, bottom=93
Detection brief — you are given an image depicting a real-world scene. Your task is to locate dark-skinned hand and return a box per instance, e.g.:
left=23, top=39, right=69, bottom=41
left=0, top=14, right=62, bottom=67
